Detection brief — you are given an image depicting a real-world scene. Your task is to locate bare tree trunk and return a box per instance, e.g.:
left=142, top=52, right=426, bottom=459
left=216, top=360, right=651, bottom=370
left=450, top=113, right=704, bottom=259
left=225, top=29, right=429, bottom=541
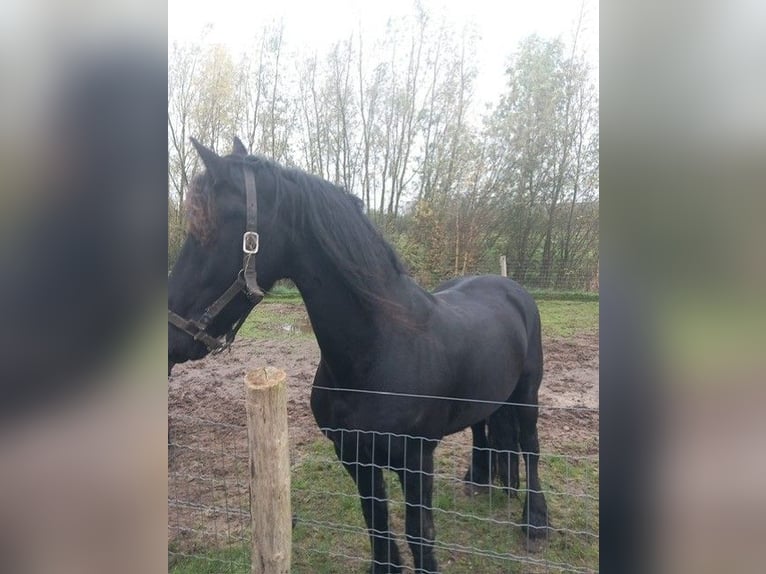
left=247, top=33, right=267, bottom=153
left=357, top=31, right=372, bottom=211
left=269, top=23, right=284, bottom=159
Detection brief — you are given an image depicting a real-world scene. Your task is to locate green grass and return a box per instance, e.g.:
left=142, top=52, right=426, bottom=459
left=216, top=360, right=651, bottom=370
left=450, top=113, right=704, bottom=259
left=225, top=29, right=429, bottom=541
left=172, top=440, right=598, bottom=573
left=169, top=546, right=249, bottom=574
left=238, top=301, right=312, bottom=340
left=264, top=284, right=304, bottom=304
left=238, top=294, right=599, bottom=342
left=537, top=300, right=599, bottom=338
left=529, top=290, right=599, bottom=302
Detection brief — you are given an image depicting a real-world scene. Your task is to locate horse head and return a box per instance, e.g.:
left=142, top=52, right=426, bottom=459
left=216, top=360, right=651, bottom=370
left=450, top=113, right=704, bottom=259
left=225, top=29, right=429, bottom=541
left=168, top=137, right=288, bottom=370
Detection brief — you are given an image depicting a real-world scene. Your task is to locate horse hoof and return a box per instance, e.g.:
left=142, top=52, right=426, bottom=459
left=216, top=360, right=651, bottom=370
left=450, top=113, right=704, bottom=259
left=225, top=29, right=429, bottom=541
left=521, top=492, right=550, bottom=539
left=521, top=511, right=550, bottom=541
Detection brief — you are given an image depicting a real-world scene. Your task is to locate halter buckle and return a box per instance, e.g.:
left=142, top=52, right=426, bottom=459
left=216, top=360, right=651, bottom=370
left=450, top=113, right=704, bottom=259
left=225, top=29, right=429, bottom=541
left=243, top=231, right=260, bottom=254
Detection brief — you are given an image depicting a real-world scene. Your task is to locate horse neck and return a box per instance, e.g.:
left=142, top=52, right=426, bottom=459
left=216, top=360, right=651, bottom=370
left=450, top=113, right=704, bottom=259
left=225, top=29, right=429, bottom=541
left=286, top=234, right=430, bottom=377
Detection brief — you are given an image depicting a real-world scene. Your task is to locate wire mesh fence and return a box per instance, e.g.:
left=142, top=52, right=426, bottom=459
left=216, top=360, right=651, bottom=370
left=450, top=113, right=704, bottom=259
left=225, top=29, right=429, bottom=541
left=168, top=397, right=598, bottom=573
left=168, top=413, right=250, bottom=572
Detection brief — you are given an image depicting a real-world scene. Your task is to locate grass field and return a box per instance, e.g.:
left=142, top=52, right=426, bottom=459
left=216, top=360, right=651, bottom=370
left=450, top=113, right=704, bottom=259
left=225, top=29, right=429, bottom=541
left=538, top=299, right=599, bottom=338
left=171, top=440, right=598, bottom=573
left=170, top=293, right=599, bottom=573
left=237, top=289, right=599, bottom=341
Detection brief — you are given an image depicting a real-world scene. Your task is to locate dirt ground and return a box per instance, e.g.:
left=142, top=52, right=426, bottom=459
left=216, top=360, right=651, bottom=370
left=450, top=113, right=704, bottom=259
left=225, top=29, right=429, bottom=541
left=168, top=303, right=599, bottom=557
left=169, top=304, right=598, bottom=451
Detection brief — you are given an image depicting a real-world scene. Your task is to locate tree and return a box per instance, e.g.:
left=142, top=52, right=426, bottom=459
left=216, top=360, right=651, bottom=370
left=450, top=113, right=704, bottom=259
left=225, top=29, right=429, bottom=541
left=236, top=21, right=296, bottom=164
left=482, top=35, right=598, bottom=289
left=167, top=14, right=599, bottom=290
left=168, top=40, right=203, bottom=224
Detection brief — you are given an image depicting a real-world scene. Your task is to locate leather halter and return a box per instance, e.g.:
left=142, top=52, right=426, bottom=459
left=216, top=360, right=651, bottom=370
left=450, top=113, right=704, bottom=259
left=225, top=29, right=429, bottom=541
left=168, top=166, right=265, bottom=354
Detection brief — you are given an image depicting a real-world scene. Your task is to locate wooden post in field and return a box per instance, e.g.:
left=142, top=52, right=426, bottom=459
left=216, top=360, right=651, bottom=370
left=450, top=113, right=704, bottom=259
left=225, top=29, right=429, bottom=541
left=245, top=367, right=291, bottom=574
left=500, top=255, right=508, bottom=277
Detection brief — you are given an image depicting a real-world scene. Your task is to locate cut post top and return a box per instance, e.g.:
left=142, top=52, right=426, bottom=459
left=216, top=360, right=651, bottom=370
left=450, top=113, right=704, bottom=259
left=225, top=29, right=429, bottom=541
left=245, top=366, right=287, bottom=389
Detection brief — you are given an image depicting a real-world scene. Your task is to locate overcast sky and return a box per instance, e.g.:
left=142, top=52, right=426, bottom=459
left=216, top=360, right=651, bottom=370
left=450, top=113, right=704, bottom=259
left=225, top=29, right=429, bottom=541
left=169, top=0, right=598, bottom=108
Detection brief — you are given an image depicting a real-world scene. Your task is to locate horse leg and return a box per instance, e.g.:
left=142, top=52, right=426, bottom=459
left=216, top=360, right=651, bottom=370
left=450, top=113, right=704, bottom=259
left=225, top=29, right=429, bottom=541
left=487, top=404, right=520, bottom=497
left=462, top=422, right=494, bottom=495
left=512, top=380, right=550, bottom=539
left=332, top=431, right=402, bottom=574
left=395, top=437, right=439, bottom=574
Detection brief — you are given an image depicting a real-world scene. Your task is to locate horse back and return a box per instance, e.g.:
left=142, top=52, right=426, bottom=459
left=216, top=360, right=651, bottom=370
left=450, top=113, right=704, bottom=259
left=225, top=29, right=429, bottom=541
left=312, top=275, right=542, bottom=438
left=426, top=275, right=542, bottom=432
left=433, top=275, right=540, bottom=343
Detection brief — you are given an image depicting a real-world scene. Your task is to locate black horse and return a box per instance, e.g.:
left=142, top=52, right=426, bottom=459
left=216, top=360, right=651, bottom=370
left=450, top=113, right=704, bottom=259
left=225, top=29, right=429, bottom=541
left=168, top=137, right=549, bottom=573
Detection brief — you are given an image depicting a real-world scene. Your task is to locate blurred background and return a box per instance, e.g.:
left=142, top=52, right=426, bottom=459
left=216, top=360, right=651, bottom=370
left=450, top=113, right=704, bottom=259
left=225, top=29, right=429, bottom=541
left=0, top=1, right=167, bottom=573
left=601, top=1, right=766, bottom=572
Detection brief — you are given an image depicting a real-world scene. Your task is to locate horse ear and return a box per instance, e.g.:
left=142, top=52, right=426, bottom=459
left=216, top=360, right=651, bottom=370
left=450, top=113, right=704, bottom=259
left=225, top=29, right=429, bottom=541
left=232, top=136, right=247, bottom=156
left=190, top=138, right=224, bottom=179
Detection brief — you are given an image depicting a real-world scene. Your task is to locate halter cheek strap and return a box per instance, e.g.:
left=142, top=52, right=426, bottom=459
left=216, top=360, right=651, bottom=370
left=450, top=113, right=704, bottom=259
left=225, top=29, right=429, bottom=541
left=242, top=168, right=263, bottom=298
left=168, top=164, right=265, bottom=354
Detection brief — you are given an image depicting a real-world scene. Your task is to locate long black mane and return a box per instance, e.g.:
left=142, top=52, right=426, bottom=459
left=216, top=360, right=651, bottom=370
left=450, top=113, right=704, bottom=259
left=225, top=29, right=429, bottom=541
left=245, top=156, right=410, bottom=309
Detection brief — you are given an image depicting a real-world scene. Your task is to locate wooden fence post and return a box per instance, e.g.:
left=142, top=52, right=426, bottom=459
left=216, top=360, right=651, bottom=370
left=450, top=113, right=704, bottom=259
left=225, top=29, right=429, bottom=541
left=245, top=367, right=291, bottom=574
left=500, top=255, right=508, bottom=277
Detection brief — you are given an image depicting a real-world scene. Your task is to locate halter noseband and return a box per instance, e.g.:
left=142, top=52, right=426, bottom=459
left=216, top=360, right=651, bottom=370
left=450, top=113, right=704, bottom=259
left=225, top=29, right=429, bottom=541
left=168, top=166, right=265, bottom=354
